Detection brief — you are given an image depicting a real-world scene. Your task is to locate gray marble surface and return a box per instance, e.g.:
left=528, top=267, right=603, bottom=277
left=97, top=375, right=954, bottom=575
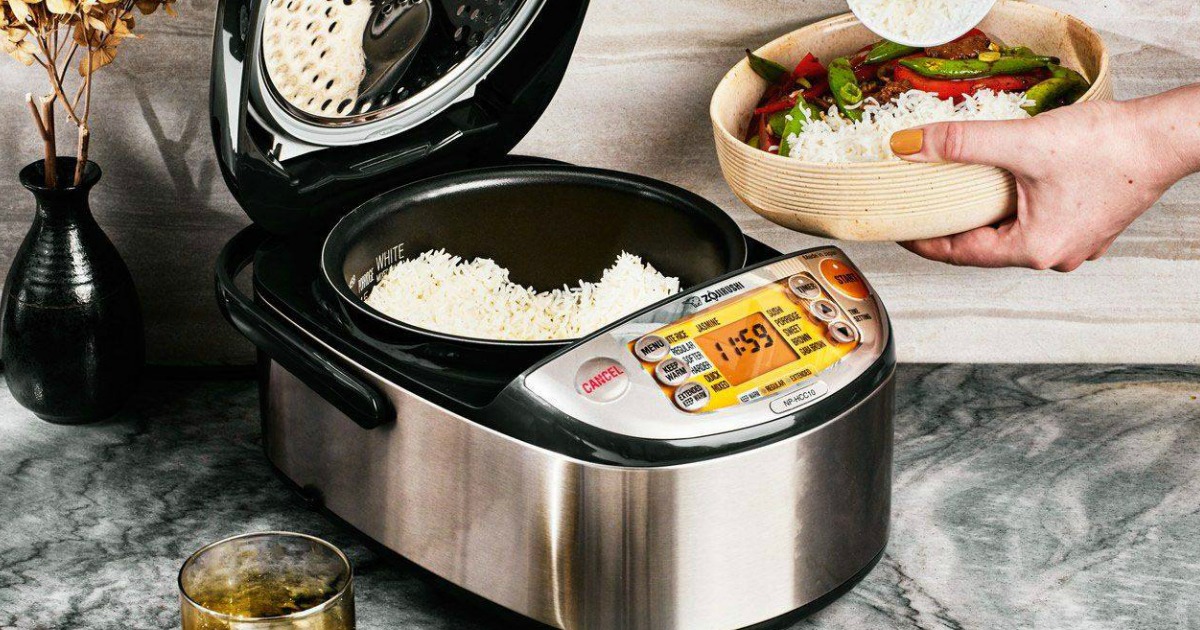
left=1, top=366, right=1199, bottom=629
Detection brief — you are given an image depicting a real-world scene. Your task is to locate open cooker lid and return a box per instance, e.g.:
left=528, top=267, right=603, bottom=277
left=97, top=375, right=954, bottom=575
left=211, top=0, right=589, bottom=234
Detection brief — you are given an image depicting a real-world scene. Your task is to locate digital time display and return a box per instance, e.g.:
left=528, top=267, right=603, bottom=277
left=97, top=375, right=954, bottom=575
left=693, top=313, right=799, bottom=387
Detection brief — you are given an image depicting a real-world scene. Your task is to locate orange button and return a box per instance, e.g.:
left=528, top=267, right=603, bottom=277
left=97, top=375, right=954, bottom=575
left=819, top=259, right=869, bottom=300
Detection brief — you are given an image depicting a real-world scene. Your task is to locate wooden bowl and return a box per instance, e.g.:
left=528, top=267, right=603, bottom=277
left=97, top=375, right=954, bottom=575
left=710, top=0, right=1112, bottom=241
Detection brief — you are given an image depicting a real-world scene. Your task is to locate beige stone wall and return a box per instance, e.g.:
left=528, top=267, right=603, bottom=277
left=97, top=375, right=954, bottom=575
left=0, top=0, right=1196, bottom=364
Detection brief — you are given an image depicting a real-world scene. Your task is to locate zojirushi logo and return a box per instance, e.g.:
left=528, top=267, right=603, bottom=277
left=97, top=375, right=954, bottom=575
left=683, top=281, right=746, bottom=308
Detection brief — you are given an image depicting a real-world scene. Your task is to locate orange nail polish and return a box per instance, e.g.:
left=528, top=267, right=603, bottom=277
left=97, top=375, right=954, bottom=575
left=890, top=129, right=924, bottom=155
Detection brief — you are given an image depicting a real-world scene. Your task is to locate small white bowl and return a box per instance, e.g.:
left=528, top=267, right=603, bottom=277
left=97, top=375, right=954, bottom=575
left=847, top=0, right=997, bottom=47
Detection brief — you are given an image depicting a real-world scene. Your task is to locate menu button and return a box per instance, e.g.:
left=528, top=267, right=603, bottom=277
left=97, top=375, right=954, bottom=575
left=633, top=334, right=670, bottom=363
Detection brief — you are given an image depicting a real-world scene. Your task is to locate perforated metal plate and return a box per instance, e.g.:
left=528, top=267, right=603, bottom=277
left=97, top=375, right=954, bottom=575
left=255, top=0, right=544, bottom=144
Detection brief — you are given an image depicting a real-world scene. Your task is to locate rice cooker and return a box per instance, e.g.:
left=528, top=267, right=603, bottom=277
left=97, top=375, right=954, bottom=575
left=209, top=0, right=896, bottom=628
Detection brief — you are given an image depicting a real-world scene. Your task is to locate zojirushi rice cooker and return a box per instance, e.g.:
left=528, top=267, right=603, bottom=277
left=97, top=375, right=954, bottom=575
left=209, top=0, right=896, bottom=628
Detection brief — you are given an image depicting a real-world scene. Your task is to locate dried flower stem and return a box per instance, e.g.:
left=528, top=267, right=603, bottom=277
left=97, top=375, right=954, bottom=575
left=25, top=93, right=56, bottom=188
left=75, top=32, right=93, bottom=186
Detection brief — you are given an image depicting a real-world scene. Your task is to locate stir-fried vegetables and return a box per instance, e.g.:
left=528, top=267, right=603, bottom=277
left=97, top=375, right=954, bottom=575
left=742, top=29, right=1091, bottom=154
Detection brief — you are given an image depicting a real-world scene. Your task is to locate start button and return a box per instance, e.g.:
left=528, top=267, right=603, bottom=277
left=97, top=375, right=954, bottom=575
left=574, top=358, right=629, bottom=403
left=819, top=259, right=870, bottom=300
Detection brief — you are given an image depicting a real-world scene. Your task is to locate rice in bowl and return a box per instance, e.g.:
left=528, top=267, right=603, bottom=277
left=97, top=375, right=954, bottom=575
left=782, top=89, right=1030, bottom=163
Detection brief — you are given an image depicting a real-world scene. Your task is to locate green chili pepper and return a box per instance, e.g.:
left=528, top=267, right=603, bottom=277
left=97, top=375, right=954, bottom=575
left=999, top=47, right=1060, bottom=65
left=864, top=39, right=921, bottom=65
left=1002, top=46, right=1036, bottom=58
left=1021, top=63, right=1092, bottom=115
left=748, top=135, right=761, bottom=149
left=746, top=49, right=790, bottom=83
left=1021, top=78, right=1075, bottom=115
left=778, top=99, right=823, bottom=157
left=990, top=56, right=1059, bottom=74
left=900, top=55, right=1058, bottom=79
left=899, top=57, right=992, bottom=79
left=1049, top=64, right=1089, bottom=86
left=768, top=109, right=789, bottom=136
left=828, top=57, right=863, bottom=122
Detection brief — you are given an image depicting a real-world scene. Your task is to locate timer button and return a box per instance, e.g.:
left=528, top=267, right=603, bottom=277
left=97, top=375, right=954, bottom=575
left=788, top=274, right=823, bottom=301
left=654, top=357, right=690, bottom=387
left=673, top=381, right=710, bottom=413
left=574, top=358, right=630, bottom=403
left=828, top=320, right=859, bottom=345
left=633, top=334, right=670, bottom=363
left=808, top=299, right=839, bottom=322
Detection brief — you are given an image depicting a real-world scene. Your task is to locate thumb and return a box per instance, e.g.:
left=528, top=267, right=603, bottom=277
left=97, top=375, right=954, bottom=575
left=889, top=119, right=1031, bottom=169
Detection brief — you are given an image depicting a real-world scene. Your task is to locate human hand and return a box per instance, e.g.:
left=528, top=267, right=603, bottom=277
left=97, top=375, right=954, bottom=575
left=888, top=87, right=1200, bottom=271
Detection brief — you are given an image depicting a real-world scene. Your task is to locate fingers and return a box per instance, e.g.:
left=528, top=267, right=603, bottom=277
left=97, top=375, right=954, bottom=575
left=902, top=223, right=1120, bottom=271
left=899, top=220, right=1031, bottom=268
left=890, top=119, right=1035, bottom=170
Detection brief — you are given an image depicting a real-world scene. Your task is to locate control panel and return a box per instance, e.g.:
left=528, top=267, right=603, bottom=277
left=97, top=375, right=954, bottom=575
left=520, top=247, right=889, bottom=441
left=629, top=274, right=860, bottom=414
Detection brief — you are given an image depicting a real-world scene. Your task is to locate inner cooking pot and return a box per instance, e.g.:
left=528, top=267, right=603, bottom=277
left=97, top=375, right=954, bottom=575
left=322, top=165, right=747, bottom=352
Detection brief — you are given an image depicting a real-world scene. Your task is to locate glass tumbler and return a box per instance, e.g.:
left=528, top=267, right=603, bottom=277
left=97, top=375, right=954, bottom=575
left=179, top=532, right=354, bottom=630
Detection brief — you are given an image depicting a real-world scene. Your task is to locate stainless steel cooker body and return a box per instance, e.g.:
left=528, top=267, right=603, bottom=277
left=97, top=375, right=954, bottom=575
left=261, top=355, right=892, bottom=630
left=241, top=245, right=895, bottom=630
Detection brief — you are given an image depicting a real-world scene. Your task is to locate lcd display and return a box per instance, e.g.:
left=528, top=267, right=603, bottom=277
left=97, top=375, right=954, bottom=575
left=693, top=313, right=798, bottom=387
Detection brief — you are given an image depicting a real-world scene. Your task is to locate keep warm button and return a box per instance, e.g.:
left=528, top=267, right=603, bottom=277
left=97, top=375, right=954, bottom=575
left=575, top=358, right=630, bottom=403
left=769, top=381, right=831, bottom=415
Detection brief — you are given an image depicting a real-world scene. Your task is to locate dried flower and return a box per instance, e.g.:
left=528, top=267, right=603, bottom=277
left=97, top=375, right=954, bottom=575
left=1, top=0, right=175, bottom=186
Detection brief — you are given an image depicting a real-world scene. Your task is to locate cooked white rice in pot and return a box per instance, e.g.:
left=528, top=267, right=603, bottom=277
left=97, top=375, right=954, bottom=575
left=363, top=248, right=681, bottom=341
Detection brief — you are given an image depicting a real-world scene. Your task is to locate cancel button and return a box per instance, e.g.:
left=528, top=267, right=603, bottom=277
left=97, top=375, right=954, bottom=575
left=769, top=381, right=830, bottom=415
left=575, top=358, right=630, bottom=403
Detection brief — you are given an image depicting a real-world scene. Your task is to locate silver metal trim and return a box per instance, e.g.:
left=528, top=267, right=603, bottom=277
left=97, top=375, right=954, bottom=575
left=249, top=0, right=546, bottom=147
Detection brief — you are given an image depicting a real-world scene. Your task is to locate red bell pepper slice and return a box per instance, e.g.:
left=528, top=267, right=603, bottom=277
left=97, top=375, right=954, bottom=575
left=757, top=112, right=774, bottom=153
left=802, top=78, right=829, bottom=100
left=793, top=53, right=825, bottom=80
left=755, top=97, right=798, bottom=115
left=894, top=66, right=1046, bottom=102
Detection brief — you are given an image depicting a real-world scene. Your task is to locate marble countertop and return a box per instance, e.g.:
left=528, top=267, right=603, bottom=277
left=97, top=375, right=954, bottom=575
left=1, top=365, right=1198, bottom=629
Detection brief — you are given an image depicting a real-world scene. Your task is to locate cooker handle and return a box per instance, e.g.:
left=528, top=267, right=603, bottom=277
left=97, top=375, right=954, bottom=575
left=215, top=226, right=393, bottom=430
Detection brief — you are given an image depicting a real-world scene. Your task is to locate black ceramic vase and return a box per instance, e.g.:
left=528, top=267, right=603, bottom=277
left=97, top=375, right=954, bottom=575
left=1, top=159, right=144, bottom=424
